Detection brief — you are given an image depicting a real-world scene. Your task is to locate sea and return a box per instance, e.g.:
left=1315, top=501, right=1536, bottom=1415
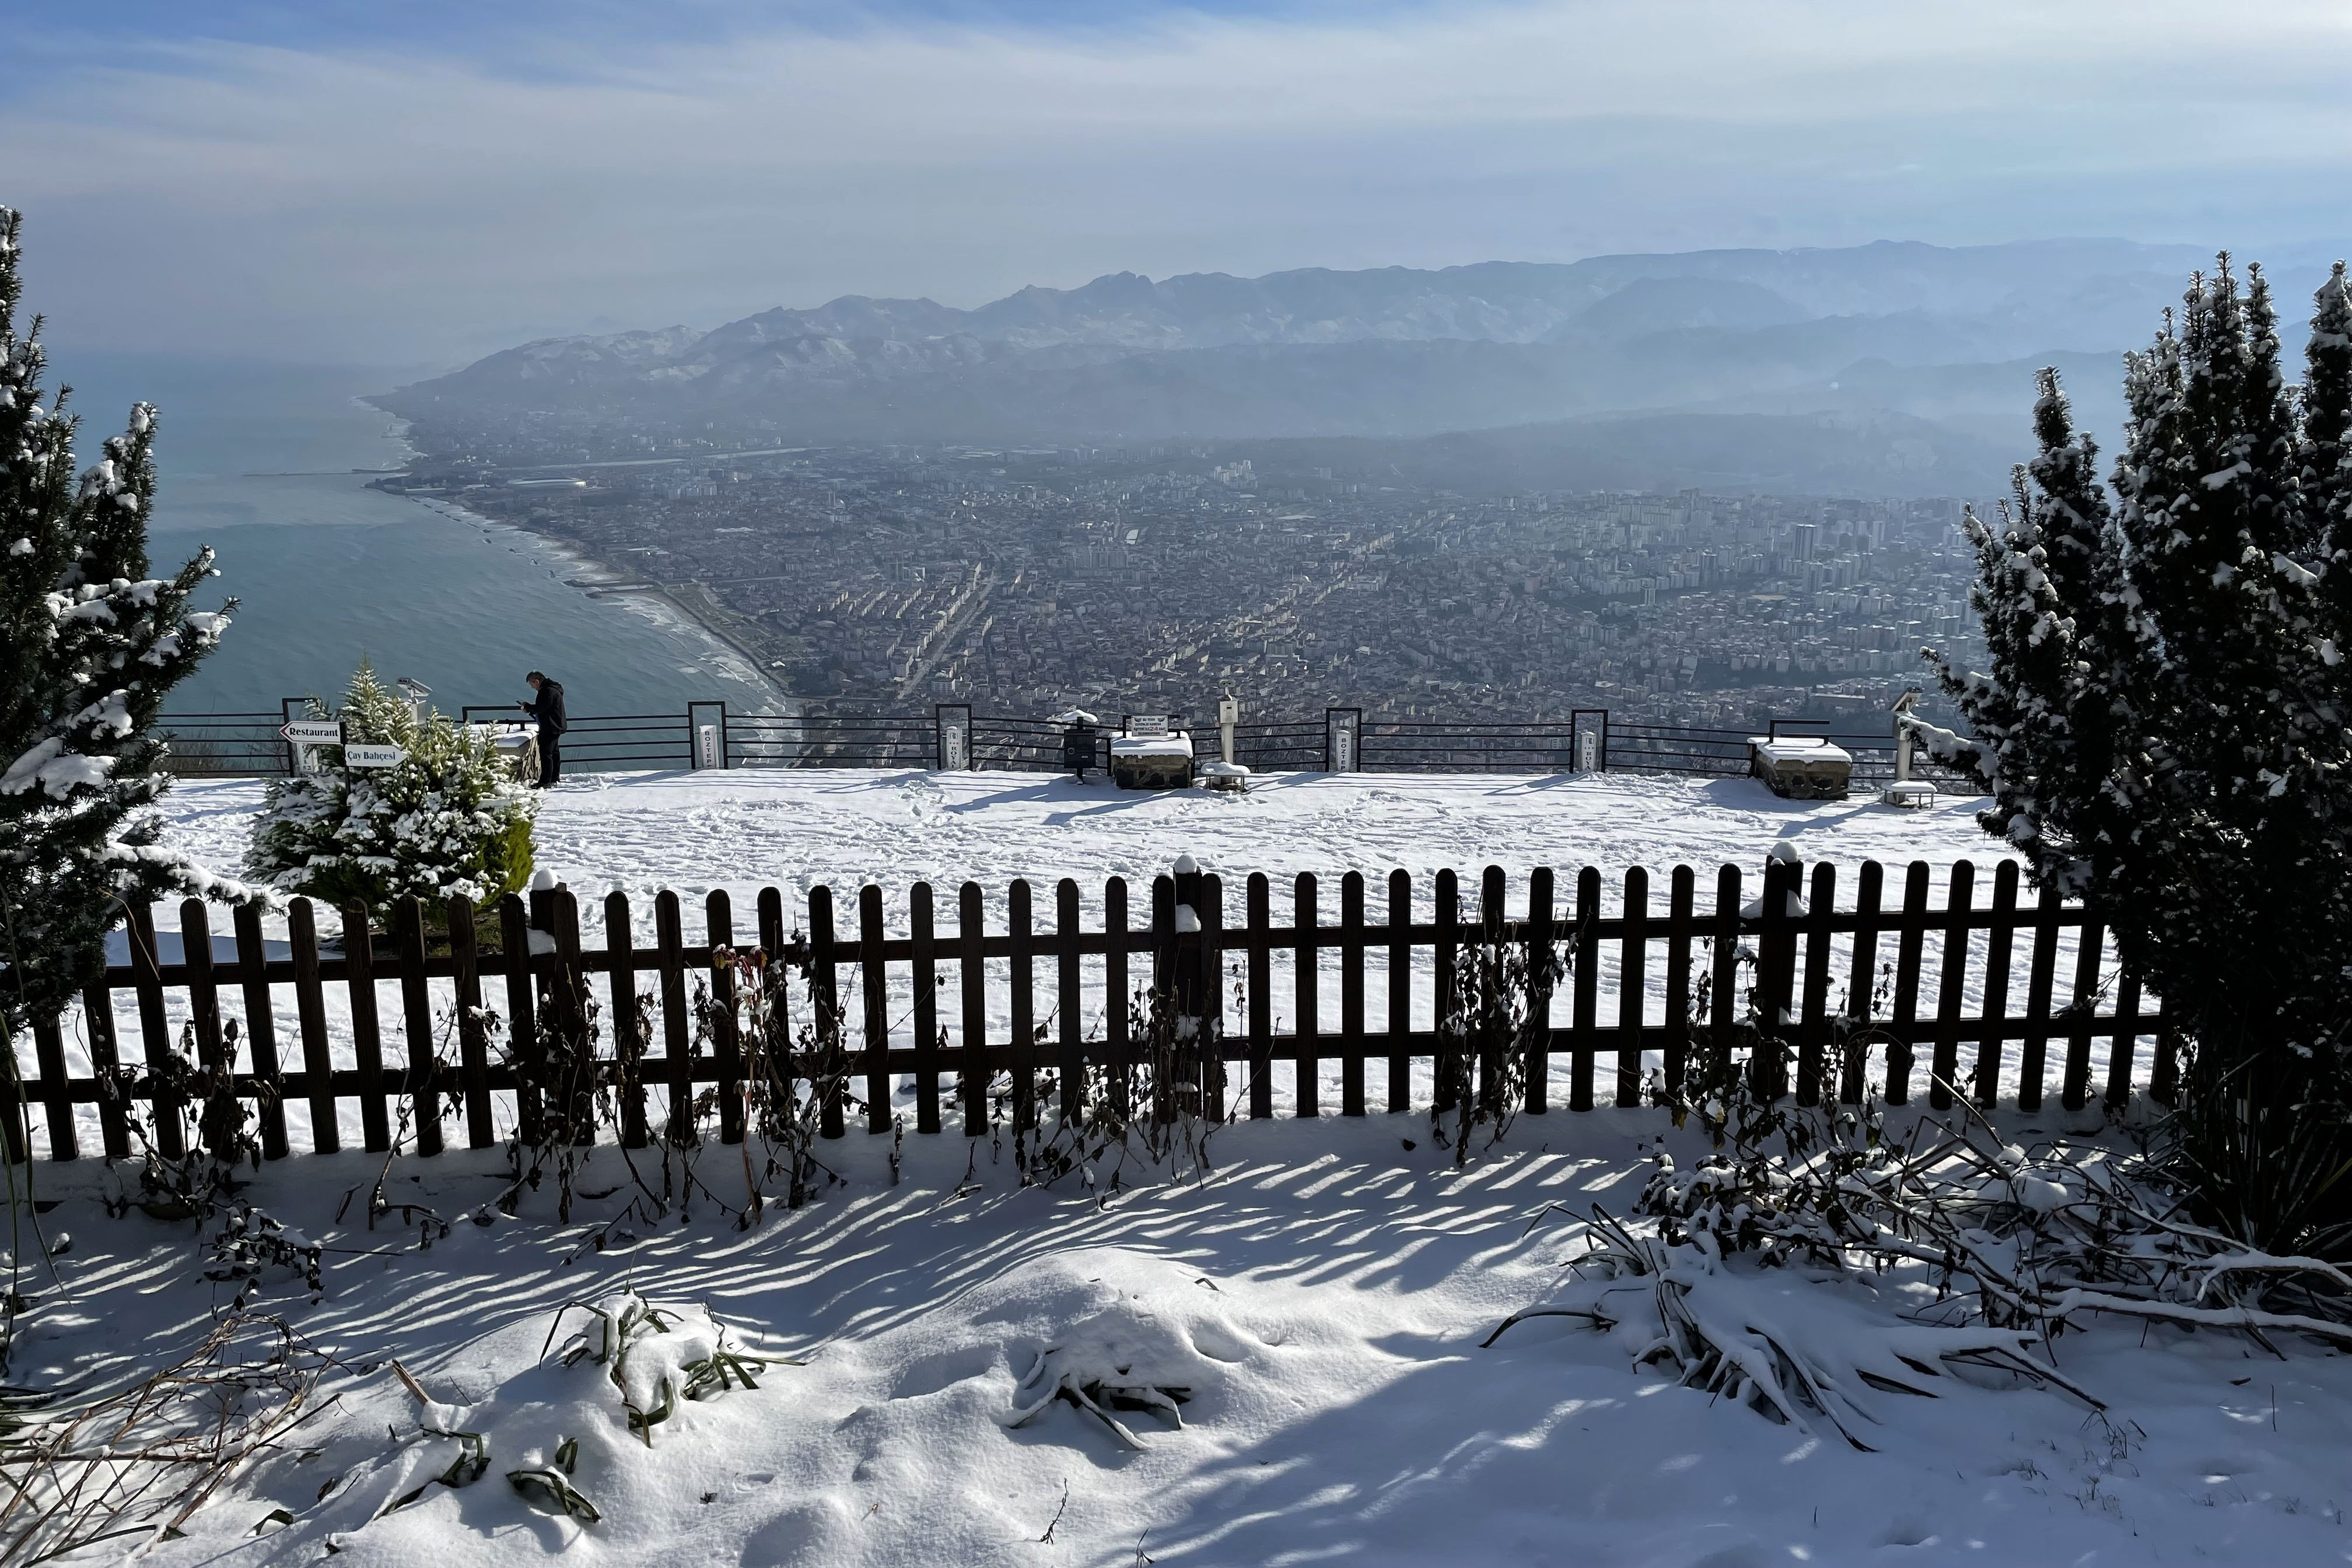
left=54, top=355, right=781, bottom=721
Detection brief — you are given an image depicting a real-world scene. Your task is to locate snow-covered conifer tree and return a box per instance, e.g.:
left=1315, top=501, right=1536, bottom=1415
left=2305, top=261, right=2352, bottom=635
left=1923, top=368, right=2131, bottom=893
left=1919, top=261, right=2352, bottom=1250
left=1, top=208, right=251, bottom=1043
left=1927, top=256, right=2352, bottom=1252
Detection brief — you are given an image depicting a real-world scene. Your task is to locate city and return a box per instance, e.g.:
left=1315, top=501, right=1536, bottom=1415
left=378, top=424, right=1986, bottom=730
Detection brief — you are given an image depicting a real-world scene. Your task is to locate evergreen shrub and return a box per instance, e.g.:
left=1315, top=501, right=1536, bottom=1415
left=245, top=663, right=535, bottom=927
left=1922, top=257, right=2352, bottom=1255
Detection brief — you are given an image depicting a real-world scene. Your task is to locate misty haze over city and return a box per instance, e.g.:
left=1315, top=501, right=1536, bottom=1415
left=9, top=0, right=2347, bottom=730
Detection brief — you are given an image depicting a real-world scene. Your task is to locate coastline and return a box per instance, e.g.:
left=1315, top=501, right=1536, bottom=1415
left=398, top=494, right=802, bottom=710
left=359, top=394, right=802, bottom=710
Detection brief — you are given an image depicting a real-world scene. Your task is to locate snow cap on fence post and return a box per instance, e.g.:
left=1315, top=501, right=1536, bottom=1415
left=1172, top=853, right=1202, bottom=932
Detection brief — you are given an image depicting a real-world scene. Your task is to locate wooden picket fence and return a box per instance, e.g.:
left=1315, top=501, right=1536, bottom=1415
left=10, top=857, right=2171, bottom=1164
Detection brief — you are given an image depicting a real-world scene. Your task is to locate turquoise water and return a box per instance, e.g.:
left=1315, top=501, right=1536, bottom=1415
left=60, top=357, right=779, bottom=719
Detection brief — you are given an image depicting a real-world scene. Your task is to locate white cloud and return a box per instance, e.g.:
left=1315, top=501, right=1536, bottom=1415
left=8, top=0, right=2349, bottom=363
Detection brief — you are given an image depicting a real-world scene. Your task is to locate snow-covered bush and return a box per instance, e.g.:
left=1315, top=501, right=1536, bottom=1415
left=1006, top=1306, right=1202, bottom=1451
left=1496, top=1057, right=2352, bottom=1450
left=547, top=1289, right=773, bottom=1447
left=1921, top=257, right=2352, bottom=1256
left=244, top=664, right=534, bottom=925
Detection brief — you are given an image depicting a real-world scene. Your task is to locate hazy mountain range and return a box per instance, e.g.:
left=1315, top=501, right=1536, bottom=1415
left=380, top=239, right=2348, bottom=496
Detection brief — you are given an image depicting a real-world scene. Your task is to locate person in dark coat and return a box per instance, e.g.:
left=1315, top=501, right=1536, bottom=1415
left=522, top=671, right=568, bottom=786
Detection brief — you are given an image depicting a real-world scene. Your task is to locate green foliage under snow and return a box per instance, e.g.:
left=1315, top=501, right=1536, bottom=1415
left=244, top=663, right=534, bottom=923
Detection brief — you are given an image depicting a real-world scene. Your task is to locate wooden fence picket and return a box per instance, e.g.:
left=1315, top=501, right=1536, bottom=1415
left=498, top=893, right=539, bottom=1146
left=1247, top=873, right=1273, bottom=1119
left=291, top=898, right=337, bottom=1153
left=2062, top=922, right=2107, bottom=1112
left=957, top=881, right=986, bottom=1135
left=2017, top=884, right=2063, bottom=1112
left=1293, top=872, right=1320, bottom=1117
left=1885, top=863, right=1929, bottom=1105
left=706, top=890, right=741, bottom=1142
left=13, top=857, right=2174, bottom=1165
left=655, top=890, right=690, bottom=1144
left=1056, top=879, right=1083, bottom=1124
left=26, top=1018, right=64, bottom=1163
left=861, top=883, right=892, bottom=1135
left=1929, top=862, right=1974, bottom=1111
left=1106, top=877, right=1133, bottom=1120
left=1974, top=862, right=2020, bottom=1108
left=607, top=890, right=647, bottom=1150
left=1616, top=867, right=1646, bottom=1110
left=1796, top=863, right=1835, bottom=1107
left=1433, top=869, right=1459, bottom=1113
left=1200, top=872, right=1227, bottom=1117
left=1386, top=869, right=1413, bottom=1114
left=1527, top=867, right=1556, bottom=1113
left=393, top=897, right=442, bottom=1156
left=808, top=885, right=841, bottom=1139
left=128, top=900, right=181, bottom=1159
left=1572, top=866, right=1601, bottom=1110
left=911, top=881, right=942, bottom=1135
left=1662, top=866, right=1695, bottom=1097
left=234, top=901, right=289, bottom=1160
left=1706, top=866, right=1740, bottom=1091
left=448, top=894, right=494, bottom=1149
left=1340, top=872, right=1366, bottom=1118
left=344, top=898, right=390, bottom=1153
left=1840, top=860, right=1883, bottom=1105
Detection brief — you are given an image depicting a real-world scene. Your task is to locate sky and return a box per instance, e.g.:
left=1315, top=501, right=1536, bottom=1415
left=6, top=0, right=2350, bottom=372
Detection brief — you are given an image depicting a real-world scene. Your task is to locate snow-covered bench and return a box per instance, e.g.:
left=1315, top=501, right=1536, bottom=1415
left=1110, top=733, right=1194, bottom=790
left=1747, top=735, right=1852, bottom=800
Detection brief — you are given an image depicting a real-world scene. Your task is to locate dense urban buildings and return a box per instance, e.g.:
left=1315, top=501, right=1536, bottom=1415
left=379, top=424, right=1985, bottom=732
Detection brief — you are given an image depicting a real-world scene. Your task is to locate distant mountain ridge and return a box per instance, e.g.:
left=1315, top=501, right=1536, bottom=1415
left=381, top=237, right=2343, bottom=496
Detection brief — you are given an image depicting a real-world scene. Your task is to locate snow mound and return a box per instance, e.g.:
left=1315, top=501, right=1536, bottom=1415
left=186, top=1294, right=773, bottom=1563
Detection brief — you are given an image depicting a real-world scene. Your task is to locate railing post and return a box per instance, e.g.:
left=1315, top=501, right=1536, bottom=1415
left=936, top=704, right=971, bottom=771
left=1324, top=707, right=1360, bottom=773
left=689, top=700, right=726, bottom=770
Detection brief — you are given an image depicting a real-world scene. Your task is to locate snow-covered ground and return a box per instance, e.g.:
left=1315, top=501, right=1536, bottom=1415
left=16, top=769, right=2312, bottom=1568
left=29, top=1116, right=2352, bottom=1568
left=158, top=766, right=2010, bottom=916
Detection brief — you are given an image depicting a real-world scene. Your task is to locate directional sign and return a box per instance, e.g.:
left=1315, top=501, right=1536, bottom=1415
left=345, top=744, right=407, bottom=769
left=280, top=720, right=344, bottom=745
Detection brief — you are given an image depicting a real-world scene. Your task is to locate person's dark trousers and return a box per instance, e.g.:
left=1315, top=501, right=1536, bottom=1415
left=538, top=735, right=561, bottom=787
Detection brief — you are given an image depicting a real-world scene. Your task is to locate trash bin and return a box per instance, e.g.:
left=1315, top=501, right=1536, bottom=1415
left=1051, top=708, right=1101, bottom=780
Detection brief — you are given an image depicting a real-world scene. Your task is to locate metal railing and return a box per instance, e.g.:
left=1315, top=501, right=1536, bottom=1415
left=158, top=700, right=1974, bottom=793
